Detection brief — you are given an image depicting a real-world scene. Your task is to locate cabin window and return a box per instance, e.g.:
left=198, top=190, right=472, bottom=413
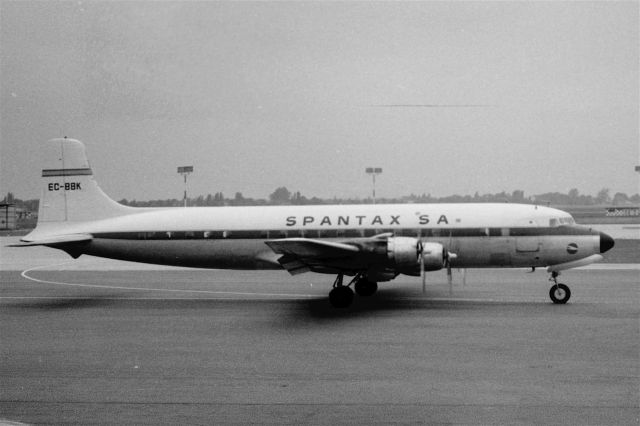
left=344, top=229, right=363, bottom=238
left=549, top=218, right=558, bottom=227
left=269, top=230, right=287, bottom=239
left=303, top=230, right=319, bottom=238
left=363, top=229, right=377, bottom=237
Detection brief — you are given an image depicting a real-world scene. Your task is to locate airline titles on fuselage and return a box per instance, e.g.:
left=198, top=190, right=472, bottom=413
left=285, top=214, right=450, bottom=227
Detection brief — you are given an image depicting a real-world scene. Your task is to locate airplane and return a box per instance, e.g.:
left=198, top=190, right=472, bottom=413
left=12, top=138, right=615, bottom=308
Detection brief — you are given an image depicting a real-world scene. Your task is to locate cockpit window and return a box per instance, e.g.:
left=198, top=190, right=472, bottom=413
left=550, top=217, right=575, bottom=227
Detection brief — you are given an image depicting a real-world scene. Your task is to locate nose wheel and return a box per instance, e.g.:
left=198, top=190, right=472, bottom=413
left=549, top=272, right=571, bottom=304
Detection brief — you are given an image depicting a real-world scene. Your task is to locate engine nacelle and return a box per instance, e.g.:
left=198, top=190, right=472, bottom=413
left=386, top=237, right=423, bottom=276
left=421, top=242, right=446, bottom=271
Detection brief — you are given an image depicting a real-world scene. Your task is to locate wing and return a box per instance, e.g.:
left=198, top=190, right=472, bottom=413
left=265, top=238, right=362, bottom=275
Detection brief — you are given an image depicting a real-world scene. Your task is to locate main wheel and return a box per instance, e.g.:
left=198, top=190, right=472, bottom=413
left=354, top=279, right=378, bottom=297
left=329, top=286, right=354, bottom=308
left=549, top=283, right=571, bottom=304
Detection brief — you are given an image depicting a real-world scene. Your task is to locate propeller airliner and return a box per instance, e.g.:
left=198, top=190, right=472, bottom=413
left=13, top=138, right=615, bottom=307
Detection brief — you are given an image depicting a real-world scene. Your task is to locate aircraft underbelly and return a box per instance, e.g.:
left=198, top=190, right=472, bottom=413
left=82, top=239, right=281, bottom=269
left=73, top=233, right=601, bottom=273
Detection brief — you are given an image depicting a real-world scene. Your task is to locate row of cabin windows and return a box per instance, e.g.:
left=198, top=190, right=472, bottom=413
left=100, top=227, right=513, bottom=241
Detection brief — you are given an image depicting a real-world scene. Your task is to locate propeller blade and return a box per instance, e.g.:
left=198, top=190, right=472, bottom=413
left=447, top=231, right=454, bottom=294
left=421, top=251, right=426, bottom=294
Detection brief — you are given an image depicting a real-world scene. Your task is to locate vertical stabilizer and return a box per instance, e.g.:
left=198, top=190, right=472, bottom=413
left=38, top=138, right=133, bottom=223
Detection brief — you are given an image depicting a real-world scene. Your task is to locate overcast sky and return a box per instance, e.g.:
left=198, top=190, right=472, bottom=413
left=1, top=1, right=638, bottom=201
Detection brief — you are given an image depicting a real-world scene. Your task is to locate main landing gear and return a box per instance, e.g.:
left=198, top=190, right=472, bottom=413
left=548, top=271, right=571, bottom=304
left=329, top=273, right=378, bottom=308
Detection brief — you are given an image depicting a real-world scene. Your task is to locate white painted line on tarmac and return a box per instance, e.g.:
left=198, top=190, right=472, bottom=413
left=0, top=419, right=32, bottom=426
left=20, top=263, right=316, bottom=299
left=578, top=263, right=640, bottom=270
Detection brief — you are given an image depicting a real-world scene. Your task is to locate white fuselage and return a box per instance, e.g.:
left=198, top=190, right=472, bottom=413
left=29, top=203, right=602, bottom=271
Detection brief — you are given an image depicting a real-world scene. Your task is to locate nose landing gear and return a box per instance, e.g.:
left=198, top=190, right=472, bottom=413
left=549, top=271, right=571, bottom=304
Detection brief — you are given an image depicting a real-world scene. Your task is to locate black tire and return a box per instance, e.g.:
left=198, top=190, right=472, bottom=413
left=549, top=283, right=571, bottom=304
left=329, top=286, right=354, bottom=308
left=354, top=279, right=378, bottom=297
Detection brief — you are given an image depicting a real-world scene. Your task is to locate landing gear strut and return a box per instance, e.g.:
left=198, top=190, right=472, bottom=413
left=549, top=271, right=571, bottom=304
left=328, top=273, right=378, bottom=308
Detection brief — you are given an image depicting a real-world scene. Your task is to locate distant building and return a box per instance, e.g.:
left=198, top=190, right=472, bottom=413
left=605, top=206, right=640, bottom=217
left=0, top=203, right=16, bottom=230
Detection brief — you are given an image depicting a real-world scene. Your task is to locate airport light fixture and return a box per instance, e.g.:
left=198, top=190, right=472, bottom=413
left=365, top=167, right=382, bottom=204
left=177, top=166, right=194, bottom=207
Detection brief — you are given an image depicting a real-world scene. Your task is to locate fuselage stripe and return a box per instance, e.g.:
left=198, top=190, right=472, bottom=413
left=42, top=168, right=93, bottom=177
left=92, top=226, right=597, bottom=241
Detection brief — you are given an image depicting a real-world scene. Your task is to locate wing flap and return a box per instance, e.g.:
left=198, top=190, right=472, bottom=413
left=265, top=238, right=361, bottom=275
left=265, top=238, right=359, bottom=257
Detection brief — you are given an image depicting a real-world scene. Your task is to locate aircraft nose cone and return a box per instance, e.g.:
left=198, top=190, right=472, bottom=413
left=599, top=232, right=615, bottom=253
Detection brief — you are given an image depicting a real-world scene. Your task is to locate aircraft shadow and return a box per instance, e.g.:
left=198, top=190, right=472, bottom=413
left=4, top=294, right=126, bottom=311
left=279, top=289, right=490, bottom=322
left=3, top=287, right=550, bottom=322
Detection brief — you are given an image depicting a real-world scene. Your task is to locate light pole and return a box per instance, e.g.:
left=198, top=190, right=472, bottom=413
left=365, top=167, right=382, bottom=204
left=177, top=166, right=193, bottom=207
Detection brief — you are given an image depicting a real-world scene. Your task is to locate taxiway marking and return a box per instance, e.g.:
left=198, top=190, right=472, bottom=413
left=20, top=263, right=316, bottom=299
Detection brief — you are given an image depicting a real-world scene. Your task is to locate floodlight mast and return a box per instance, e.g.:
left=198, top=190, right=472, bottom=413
left=177, top=166, right=194, bottom=207
left=365, top=167, right=382, bottom=204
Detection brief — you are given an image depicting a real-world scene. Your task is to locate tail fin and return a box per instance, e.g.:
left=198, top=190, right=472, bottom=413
left=37, top=138, right=133, bottom=223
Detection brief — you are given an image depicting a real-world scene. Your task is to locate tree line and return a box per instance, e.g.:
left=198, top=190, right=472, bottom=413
left=2, top=187, right=638, bottom=210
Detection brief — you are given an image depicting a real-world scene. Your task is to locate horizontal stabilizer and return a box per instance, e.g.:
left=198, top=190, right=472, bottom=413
left=8, top=233, right=93, bottom=247
left=547, top=254, right=603, bottom=272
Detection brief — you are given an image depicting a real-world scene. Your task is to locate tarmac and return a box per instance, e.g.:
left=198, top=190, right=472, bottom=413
left=0, top=237, right=638, bottom=425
